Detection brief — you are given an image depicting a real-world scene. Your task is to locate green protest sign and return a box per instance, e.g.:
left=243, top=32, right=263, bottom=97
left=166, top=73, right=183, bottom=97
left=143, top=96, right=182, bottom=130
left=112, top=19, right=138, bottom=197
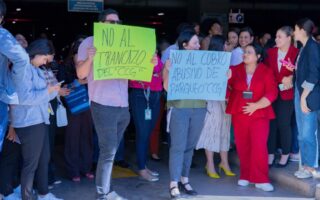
left=93, top=23, right=156, bottom=81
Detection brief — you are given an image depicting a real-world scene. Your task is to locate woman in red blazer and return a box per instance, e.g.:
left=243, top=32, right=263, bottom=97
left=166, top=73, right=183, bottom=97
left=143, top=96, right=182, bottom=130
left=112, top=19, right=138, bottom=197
left=227, top=43, right=278, bottom=192
left=264, top=26, right=299, bottom=168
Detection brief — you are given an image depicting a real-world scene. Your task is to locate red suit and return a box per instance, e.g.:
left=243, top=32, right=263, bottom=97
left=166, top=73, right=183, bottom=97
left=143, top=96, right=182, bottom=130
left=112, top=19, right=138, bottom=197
left=264, top=46, right=298, bottom=100
left=226, top=63, right=278, bottom=183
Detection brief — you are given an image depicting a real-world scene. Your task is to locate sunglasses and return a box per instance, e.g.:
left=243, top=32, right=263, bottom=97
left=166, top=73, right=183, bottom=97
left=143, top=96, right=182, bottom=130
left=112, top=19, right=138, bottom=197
left=104, top=20, right=122, bottom=24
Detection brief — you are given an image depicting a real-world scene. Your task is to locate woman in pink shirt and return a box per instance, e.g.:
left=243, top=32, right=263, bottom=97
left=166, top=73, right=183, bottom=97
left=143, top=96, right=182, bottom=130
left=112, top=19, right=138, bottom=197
left=129, top=56, right=164, bottom=181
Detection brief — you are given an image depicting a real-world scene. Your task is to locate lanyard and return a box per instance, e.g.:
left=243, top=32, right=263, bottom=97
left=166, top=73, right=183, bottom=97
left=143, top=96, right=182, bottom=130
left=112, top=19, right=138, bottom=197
left=139, top=82, right=151, bottom=109
left=246, top=74, right=253, bottom=91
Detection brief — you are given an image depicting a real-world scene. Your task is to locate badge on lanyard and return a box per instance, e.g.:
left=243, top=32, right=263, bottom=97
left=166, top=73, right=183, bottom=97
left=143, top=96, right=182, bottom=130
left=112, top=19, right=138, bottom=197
left=140, top=82, right=152, bottom=120
left=145, top=108, right=152, bottom=120
left=48, top=102, right=54, bottom=115
left=243, top=74, right=253, bottom=99
left=242, top=91, right=253, bottom=99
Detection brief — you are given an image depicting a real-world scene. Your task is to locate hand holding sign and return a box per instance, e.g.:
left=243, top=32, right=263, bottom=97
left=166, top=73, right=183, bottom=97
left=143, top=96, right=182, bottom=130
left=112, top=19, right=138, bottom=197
left=87, top=47, right=97, bottom=61
left=151, top=54, right=158, bottom=66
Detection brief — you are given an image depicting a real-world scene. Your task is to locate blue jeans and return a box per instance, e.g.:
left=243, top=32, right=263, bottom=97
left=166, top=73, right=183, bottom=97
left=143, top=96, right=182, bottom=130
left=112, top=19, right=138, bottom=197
left=129, top=89, right=161, bottom=170
left=0, top=101, right=8, bottom=152
left=291, top=111, right=299, bottom=154
left=294, top=88, right=319, bottom=168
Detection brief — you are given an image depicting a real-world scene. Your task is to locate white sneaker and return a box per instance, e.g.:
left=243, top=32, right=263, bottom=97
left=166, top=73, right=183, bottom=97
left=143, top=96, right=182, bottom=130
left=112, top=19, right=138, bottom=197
left=38, top=193, right=63, bottom=200
left=104, top=191, right=127, bottom=200
left=311, top=170, right=320, bottom=178
left=237, top=179, right=249, bottom=187
left=294, top=169, right=303, bottom=177
left=290, top=154, right=300, bottom=162
left=255, top=183, right=274, bottom=192
left=296, top=169, right=312, bottom=179
left=13, top=185, right=21, bottom=198
left=4, top=192, right=21, bottom=200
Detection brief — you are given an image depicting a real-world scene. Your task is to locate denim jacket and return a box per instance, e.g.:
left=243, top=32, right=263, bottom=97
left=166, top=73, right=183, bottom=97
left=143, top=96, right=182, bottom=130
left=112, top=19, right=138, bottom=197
left=10, top=64, right=58, bottom=128
left=0, top=27, right=29, bottom=150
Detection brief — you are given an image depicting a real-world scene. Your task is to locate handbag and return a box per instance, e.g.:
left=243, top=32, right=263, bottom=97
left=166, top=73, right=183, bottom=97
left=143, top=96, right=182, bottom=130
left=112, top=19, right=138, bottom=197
left=56, top=96, right=68, bottom=127
left=64, top=80, right=90, bottom=115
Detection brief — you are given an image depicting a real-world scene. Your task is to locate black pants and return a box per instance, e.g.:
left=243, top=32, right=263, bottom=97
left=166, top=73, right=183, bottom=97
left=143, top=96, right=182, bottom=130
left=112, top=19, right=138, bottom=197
left=48, top=98, right=57, bottom=184
left=64, top=110, right=93, bottom=178
left=15, top=123, right=50, bottom=200
left=268, top=97, right=294, bottom=155
left=0, top=137, right=21, bottom=196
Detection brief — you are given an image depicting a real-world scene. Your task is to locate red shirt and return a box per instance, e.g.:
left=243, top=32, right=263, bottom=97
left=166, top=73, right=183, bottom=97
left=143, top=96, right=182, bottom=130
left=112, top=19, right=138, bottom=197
left=264, top=46, right=299, bottom=100
left=226, top=63, right=278, bottom=119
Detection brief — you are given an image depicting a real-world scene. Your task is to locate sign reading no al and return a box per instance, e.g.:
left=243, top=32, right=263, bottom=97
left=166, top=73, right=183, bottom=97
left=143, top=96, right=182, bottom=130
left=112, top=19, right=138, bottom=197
left=68, top=0, right=104, bottom=13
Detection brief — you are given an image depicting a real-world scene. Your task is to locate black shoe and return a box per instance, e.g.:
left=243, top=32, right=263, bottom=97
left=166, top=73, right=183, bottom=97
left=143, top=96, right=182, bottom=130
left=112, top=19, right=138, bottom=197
left=169, top=186, right=181, bottom=199
left=268, top=159, right=275, bottom=168
left=275, top=159, right=290, bottom=168
left=178, top=182, right=197, bottom=196
left=114, top=160, right=130, bottom=168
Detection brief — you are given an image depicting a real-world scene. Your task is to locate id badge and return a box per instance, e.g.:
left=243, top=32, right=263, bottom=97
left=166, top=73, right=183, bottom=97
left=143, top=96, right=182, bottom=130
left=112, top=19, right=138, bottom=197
left=48, top=103, right=54, bottom=115
left=145, top=108, right=152, bottom=120
left=242, top=91, right=253, bottom=99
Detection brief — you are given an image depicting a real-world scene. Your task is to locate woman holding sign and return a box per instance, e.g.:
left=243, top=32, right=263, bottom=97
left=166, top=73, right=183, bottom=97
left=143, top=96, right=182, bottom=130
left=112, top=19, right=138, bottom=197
left=227, top=43, right=278, bottom=192
left=163, top=30, right=207, bottom=198
left=196, top=35, right=235, bottom=179
left=264, top=26, right=298, bottom=168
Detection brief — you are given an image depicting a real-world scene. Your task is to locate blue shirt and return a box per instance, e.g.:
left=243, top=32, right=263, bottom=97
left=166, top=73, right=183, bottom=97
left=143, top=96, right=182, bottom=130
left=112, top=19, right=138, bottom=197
left=0, top=27, right=29, bottom=150
left=161, top=43, right=178, bottom=64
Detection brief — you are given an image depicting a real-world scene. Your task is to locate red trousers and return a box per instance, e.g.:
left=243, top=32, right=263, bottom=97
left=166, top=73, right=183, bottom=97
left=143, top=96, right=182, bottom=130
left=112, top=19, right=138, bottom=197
left=150, top=96, right=165, bottom=155
left=232, top=114, right=270, bottom=183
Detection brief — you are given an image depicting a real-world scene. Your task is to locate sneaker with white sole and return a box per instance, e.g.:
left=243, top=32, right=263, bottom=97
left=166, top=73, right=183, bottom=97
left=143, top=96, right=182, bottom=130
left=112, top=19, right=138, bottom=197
left=255, top=183, right=274, bottom=192
left=104, top=191, right=127, bottom=200
left=13, top=185, right=21, bottom=198
left=4, top=192, right=21, bottom=200
left=237, top=179, right=249, bottom=187
left=296, top=169, right=312, bottom=179
left=290, top=153, right=300, bottom=162
left=38, top=193, right=63, bottom=200
left=294, top=169, right=304, bottom=177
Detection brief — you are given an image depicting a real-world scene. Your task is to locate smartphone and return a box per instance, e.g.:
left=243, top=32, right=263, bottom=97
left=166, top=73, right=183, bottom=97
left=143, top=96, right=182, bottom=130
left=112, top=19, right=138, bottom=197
left=279, top=84, right=285, bottom=91
left=55, top=80, right=65, bottom=86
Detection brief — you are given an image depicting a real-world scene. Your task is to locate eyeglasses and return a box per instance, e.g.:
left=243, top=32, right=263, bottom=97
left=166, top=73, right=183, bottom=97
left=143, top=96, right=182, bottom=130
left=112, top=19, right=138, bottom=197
left=243, top=50, right=256, bottom=55
left=104, top=20, right=122, bottom=24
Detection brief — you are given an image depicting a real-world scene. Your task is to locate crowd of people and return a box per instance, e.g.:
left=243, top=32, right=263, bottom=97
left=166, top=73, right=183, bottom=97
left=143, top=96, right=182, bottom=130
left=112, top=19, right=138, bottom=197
left=1, top=0, right=320, bottom=199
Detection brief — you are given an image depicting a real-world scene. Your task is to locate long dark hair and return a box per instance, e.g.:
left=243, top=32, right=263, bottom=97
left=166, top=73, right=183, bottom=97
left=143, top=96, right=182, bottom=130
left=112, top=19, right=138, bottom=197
left=177, top=30, right=196, bottom=50
left=295, top=18, right=315, bottom=37
left=63, top=36, right=87, bottom=83
left=208, top=35, right=226, bottom=51
left=26, top=39, right=55, bottom=59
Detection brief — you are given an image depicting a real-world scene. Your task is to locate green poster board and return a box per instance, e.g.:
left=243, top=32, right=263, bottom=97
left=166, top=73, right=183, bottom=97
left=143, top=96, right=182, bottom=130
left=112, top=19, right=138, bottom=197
left=93, top=23, right=156, bottom=81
